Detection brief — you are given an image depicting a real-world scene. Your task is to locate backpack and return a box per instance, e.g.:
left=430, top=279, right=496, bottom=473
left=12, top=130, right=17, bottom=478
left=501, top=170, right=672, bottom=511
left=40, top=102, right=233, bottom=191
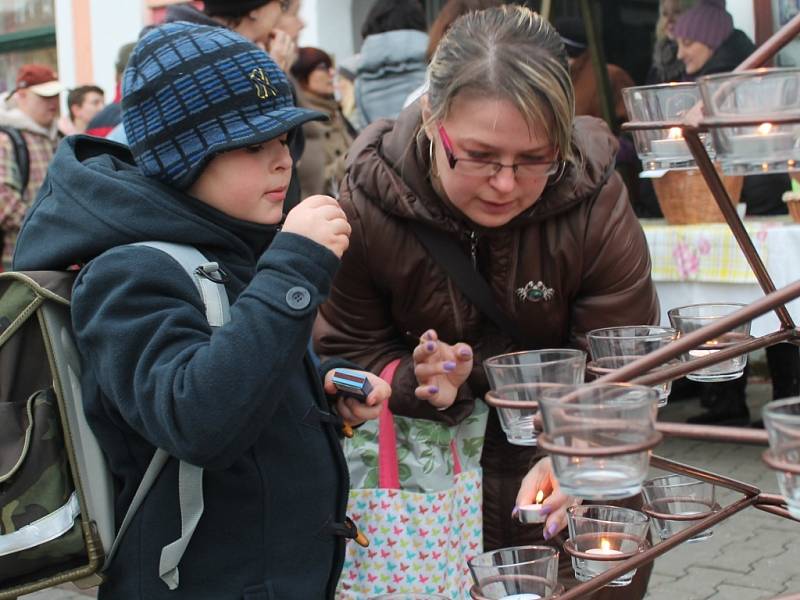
left=0, top=127, right=30, bottom=197
left=0, top=242, right=230, bottom=599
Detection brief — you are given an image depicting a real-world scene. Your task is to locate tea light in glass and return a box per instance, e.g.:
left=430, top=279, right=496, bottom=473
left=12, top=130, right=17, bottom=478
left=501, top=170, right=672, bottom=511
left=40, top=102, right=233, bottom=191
left=650, top=127, right=690, bottom=158
left=729, top=122, right=795, bottom=157
left=762, top=398, right=800, bottom=519
left=518, top=490, right=547, bottom=524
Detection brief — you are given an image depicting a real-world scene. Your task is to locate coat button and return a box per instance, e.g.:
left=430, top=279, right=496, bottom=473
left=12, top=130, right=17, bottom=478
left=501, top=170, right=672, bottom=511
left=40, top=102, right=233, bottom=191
left=286, top=286, right=311, bottom=310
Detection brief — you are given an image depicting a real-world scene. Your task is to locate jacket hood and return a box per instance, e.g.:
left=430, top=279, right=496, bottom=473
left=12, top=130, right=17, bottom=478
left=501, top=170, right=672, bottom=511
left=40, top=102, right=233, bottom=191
left=345, top=102, right=618, bottom=234
left=0, top=92, right=59, bottom=140
left=358, top=30, right=428, bottom=76
left=14, top=135, right=276, bottom=271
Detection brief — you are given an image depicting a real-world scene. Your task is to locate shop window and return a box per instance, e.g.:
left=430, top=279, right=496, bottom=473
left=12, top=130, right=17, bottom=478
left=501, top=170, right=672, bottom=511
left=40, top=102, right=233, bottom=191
left=0, top=0, right=56, bottom=93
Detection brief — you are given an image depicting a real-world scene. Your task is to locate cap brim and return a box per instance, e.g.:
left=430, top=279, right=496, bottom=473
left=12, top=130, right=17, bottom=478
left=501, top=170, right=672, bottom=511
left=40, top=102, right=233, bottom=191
left=28, top=81, right=65, bottom=97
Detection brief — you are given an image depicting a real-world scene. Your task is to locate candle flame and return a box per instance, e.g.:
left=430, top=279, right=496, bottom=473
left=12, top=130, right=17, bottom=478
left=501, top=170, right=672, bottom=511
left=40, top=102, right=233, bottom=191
left=758, top=122, right=774, bottom=135
left=667, top=127, right=683, bottom=140
left=535, top=490, right=544, bottom=504
left=600, top=538, right=612, bottom=552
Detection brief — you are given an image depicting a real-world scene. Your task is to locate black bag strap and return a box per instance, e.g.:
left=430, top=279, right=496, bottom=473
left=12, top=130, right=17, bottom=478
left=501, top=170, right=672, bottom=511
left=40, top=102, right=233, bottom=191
left=0, top=126, right=29, bottom=197
left=409, top=222, right=526, bottom=346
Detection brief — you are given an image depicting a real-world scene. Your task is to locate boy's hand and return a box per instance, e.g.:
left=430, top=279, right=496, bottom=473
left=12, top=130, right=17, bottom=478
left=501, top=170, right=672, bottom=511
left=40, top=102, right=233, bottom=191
left=283, top=195, right=351, bottom=258
left=267, top=29, right=296, bottom=72
left=515, top=457, right=581, bottom=541
left=324, top=369, right=390, bottom=426
left=412, top=329, right=473, bottom=411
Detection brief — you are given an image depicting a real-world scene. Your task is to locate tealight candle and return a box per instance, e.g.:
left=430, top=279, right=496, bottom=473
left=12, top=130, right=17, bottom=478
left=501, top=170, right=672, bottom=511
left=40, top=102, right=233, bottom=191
left=585, top=538, right=624, bottom=557
left=729, top=122, right=795, bottom=157
left=650, top=127, right=691, bottom=158
left=518, top=490, right=547, bottom=524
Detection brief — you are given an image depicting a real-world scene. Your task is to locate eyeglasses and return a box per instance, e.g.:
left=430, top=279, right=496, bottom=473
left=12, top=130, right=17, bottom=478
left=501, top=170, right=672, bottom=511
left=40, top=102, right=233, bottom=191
left=437, top=124, right=562, bottom=179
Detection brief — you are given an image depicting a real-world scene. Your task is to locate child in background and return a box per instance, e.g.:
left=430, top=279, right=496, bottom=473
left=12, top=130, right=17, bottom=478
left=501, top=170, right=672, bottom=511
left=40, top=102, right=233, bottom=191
left=13, top=23, right=389, bottom=600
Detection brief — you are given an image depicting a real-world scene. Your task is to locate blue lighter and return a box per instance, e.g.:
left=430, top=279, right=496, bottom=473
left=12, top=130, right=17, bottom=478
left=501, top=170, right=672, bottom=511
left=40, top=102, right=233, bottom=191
left=332, top=368, right=373, bottom=403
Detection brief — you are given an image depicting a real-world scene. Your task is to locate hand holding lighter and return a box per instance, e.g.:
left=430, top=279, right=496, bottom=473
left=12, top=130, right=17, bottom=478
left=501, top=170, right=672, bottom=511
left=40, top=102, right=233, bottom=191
left=332, top=368, right=373, bottom=403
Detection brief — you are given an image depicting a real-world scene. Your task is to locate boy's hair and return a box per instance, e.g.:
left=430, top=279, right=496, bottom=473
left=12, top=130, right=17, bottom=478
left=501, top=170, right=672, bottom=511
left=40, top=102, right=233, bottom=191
left=290, top=47, right=334, bottom=86
left=361, top=0, right=427, bottom=39
left=115, top=42, right=136, bottom=78
left=67, top=85, right=104, bottom=122
left=121, top=22, right=324, bottom=190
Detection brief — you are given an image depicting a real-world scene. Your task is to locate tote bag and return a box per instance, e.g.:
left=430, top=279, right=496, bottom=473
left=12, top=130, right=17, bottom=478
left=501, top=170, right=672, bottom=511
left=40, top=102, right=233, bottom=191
left=337, top=360, right=486, bottom=599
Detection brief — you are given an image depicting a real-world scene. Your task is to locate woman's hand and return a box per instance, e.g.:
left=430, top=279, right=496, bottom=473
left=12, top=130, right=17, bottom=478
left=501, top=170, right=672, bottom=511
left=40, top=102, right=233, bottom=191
left=412, top=329, right=473, bottom=411
left=324, top=369, right=390, bottom=426
left=267, top=29, right=297, bottom=72
left=515, top=457, right=581, bottom=540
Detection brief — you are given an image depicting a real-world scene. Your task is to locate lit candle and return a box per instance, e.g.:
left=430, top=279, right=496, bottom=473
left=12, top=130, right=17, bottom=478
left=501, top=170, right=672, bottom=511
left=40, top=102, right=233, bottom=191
left=518, top=490, right=547, bottom=524
left=729, top=122, right=795, bottom=157
left=650, top=127, right=691, bottom=158
left=585, top=538, right=624, bottom=557
left=689, top=339, right=718, bottom=358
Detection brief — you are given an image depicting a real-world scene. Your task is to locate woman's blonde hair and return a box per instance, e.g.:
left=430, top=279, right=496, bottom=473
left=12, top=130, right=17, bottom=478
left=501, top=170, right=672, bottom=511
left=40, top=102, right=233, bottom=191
left=423, top=5, right=576, bottom=165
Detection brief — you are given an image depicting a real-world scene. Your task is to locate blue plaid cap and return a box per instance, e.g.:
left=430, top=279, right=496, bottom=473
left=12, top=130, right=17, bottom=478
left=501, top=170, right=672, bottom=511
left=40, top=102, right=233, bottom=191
left=122, top=22, right=325, bottom=190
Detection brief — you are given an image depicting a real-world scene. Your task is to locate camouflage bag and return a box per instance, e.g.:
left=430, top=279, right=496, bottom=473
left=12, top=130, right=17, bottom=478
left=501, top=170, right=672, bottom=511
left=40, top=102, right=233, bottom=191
left=0, top=243, right=229, bottom=599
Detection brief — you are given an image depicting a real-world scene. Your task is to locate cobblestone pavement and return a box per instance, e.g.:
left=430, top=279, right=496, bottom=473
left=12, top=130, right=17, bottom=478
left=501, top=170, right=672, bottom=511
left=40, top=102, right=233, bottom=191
left=20, top=384, right=799, bottom=600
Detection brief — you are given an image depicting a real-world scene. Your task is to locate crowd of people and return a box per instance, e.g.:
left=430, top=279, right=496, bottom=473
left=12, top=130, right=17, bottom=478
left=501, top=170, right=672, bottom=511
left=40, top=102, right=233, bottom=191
left=1, top=0, right=797, bottom=599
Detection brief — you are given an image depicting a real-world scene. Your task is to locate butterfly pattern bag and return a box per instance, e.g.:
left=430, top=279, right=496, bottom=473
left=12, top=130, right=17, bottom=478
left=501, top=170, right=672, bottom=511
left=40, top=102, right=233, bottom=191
left=337, top=360, right=486, bottom=599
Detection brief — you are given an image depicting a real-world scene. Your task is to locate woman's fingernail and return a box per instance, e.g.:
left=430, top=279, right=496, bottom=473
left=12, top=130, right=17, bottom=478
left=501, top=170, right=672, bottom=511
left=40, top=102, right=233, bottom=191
left=459, top=348, right=472, bottom=358
left=428, top=386, right=439, bottom=394
left=426, top=342, right=435, bottom=352
left=443, top=361, right=457, bottom=372
left=511, top=506, right=519, bottom=519
left=540, top=506, right=552, bottom=517
left=544, top=522, right=558, bottom=540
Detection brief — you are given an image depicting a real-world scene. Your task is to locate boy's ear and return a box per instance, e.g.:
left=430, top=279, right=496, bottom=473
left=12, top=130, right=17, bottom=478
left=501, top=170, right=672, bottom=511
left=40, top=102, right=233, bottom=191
left=420, top=93, right=435, bottom=141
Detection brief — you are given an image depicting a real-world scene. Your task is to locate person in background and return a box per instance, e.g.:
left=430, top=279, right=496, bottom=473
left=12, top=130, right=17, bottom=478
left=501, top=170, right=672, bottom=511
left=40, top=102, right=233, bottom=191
left=0, top=64, right=63, bottom=270
left=353, top=0, right=428, bottom=129
left=203, top=0, right=297, bottom=71
left=64, top=85, right=105, bottom=135
left=86, top=42, right=135, bottom=137
left=671, top=0, right=800, bottom=426
left=335, top=56, right=359, bottom=124
left=647, top=0, right=694, bottom=85
left=315, top=6, right=656, bottom=597
left=291, top=48, right=356, bottom=197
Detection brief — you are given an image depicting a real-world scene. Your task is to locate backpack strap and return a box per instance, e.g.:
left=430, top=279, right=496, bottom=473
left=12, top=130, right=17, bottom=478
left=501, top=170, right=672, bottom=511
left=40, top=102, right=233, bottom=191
left=103, top=242, right=230, bottom=590
left=0, top=126, right=30, bottom=197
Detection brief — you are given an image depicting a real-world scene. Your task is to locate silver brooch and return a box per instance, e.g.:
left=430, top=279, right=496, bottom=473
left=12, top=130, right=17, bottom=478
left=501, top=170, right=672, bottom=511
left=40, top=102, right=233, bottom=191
left=516, top=281, right=554, bottom=303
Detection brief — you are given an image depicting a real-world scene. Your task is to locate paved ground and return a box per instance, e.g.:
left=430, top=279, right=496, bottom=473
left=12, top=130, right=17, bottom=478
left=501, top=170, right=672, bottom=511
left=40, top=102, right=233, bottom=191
left=20, top=382, right=800, bottom=600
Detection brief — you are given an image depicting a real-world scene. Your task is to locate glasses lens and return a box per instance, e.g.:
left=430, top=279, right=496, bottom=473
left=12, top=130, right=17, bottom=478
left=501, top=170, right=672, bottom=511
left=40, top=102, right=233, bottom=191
left=517, top=161, right=560, bottom=177
left=453, top=160, right=500, bottom=177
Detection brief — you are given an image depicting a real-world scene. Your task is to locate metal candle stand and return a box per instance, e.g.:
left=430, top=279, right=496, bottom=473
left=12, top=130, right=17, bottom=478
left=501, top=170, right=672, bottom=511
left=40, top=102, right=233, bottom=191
left=480, top=12, right=800, bottom=600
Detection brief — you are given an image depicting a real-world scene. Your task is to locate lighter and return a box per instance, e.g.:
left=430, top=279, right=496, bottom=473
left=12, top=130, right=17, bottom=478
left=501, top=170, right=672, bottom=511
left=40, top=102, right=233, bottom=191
left=332, top=368, right=373, bottom=403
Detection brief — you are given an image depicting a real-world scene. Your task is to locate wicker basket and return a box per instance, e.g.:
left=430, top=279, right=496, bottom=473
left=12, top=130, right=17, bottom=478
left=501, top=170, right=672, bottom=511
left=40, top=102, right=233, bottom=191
left=652, top=167, right=744, bottom=225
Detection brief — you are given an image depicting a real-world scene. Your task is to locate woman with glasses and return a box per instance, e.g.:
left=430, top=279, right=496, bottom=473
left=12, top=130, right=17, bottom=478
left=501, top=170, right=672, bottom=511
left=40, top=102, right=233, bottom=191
left=315, top=5, right=658, bottom=597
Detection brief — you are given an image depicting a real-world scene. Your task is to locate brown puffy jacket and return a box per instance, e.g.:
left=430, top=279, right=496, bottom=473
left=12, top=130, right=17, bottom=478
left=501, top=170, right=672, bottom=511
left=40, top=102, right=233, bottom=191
left=314, top=104, right=658, bottom=597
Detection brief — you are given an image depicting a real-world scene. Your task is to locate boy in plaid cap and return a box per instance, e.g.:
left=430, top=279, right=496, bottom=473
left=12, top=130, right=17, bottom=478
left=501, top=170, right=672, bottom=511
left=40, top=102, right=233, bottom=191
left=14, top=23, right=388, bottom=599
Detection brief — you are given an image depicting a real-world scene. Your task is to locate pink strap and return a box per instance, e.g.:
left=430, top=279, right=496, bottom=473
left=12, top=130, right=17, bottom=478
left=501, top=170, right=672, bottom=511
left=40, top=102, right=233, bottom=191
left=376, top=358, right=464, bottom=488
left=378, top=359, right=402, bottom=489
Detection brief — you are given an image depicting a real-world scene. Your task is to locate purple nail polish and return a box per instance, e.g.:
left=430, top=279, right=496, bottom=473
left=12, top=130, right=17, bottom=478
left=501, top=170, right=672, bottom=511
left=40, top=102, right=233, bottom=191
left=545, top=522, right=558, bottom=539
left=511, top=506, right=519, bottom=518
left=428, top=386, right=439, bottom=394
left=426, top=342, right=435, bottom=351
left=459, top=348, right=472, bottom=358
left=443, top=361, right=457, bottom=372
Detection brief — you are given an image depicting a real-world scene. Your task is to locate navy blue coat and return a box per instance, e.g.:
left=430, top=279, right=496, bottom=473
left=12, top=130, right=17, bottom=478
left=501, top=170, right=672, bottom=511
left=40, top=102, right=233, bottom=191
left=14, top=136, right=351, bottom=599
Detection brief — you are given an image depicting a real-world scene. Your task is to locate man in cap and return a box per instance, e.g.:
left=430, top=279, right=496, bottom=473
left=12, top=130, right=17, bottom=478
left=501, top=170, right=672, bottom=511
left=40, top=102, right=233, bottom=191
left=0, top=63, right=63, bottom=269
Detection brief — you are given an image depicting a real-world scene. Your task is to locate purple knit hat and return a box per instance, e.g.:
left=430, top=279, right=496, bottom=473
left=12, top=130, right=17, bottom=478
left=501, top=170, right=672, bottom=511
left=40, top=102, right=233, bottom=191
left=672, top=0, right=733, bottom=51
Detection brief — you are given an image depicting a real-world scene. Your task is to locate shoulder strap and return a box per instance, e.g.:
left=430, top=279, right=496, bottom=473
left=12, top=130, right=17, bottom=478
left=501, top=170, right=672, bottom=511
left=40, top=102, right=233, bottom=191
left=409, top=222, right=526, bottom=347
left=103, top=242, right=230, bottom=590
left=0, top=126, right=30, bottom=196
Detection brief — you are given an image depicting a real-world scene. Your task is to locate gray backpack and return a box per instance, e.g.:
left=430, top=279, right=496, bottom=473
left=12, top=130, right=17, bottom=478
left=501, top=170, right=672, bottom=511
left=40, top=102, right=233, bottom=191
left=0, top=242, right=229, bottom=598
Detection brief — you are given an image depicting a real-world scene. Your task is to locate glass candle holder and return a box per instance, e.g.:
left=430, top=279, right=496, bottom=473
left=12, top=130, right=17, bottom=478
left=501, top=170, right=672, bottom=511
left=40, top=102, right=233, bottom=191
left=622, top=82, right=711, bottom=171
left=537, top=384, right=660, bottom=500
left=565, top=505, right=650, bottom=587
left=641, top=474, right=718, bottom=542
left=468, top=546, right=559, bottom=600
left=762, top=398, right=800, bottom=519
left=586, top=357, right=676, bottom=408
left=587, top=326, right=678, bottom=407
left=484, top=350, right=585, bottom=446
left=371, top=595, right=451, bottom=600
left=667, top=303, right=751, bottom=382
left=697, top=68, right=800, bottom=175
